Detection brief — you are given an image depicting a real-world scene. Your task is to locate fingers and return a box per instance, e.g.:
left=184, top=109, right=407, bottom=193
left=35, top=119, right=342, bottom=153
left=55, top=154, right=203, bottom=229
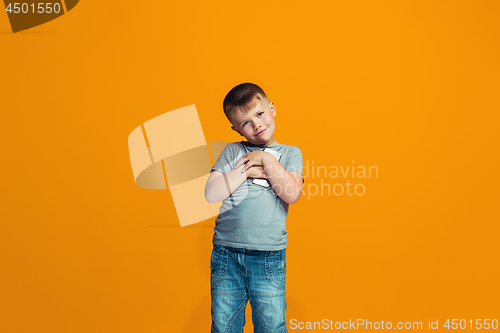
left=235, top=154, right=248, bottom=169
left=235, top=153, right=262, bottom=172
left=241, top=161, right=253, bottom=173
left=234, top=158, right=245, bottom=169
left=237, top=154, right=250, bottom=171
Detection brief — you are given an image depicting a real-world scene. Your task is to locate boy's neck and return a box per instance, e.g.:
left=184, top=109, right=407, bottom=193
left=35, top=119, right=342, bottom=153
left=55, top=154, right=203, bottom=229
left=244, top=138, right=279, bottom=147
left=263, top=134, right=278, bottom=146
left=264, top=136, right=278, bottom=146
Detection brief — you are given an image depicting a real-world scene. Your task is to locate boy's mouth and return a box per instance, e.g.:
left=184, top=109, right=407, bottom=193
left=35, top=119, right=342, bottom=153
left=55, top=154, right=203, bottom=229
left=256, top=128, right=267, bottom=136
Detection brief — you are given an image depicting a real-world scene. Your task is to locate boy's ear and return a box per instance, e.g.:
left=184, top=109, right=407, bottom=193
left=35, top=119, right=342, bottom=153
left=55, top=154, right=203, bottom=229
left=269, top=101, right=277, bottom=117
left=231, top=126, right=243, bottom=136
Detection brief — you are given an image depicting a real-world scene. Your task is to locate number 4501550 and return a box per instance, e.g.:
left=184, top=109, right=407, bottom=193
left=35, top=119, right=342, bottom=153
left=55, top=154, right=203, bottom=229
left=6, top=3, right=62, bottom=14
left=444, top=319, right=498, bottom=330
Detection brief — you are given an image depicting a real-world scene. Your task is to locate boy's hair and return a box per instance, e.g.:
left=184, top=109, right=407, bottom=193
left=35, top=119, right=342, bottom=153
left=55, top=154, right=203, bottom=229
left=223, top=83, right=270, bottom=124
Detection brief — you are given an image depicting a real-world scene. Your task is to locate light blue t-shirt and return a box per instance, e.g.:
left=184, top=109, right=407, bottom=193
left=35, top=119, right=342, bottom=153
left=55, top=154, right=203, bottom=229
left=210, top=140, right=303, bottom=251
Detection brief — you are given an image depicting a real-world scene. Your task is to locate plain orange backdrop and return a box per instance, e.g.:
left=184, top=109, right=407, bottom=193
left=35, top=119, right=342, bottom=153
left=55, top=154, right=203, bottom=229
left=1, top=1, right=499, bottom=332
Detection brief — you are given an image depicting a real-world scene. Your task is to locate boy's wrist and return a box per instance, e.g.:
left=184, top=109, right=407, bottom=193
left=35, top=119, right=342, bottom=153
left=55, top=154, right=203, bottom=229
left=261, top=153, right=279, bottom=169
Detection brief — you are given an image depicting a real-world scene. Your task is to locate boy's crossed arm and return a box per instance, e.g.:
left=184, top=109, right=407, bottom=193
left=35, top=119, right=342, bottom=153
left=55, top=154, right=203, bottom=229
left=236, top=151, right=303, bottom=205
left=205, top=151, right=303, bottom=205
left=204, top=158, right=267, bottom=204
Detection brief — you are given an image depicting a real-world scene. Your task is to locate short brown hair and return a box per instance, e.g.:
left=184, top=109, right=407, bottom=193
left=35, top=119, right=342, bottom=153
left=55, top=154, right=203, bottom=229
left=223, top=83, right=270, bottom=124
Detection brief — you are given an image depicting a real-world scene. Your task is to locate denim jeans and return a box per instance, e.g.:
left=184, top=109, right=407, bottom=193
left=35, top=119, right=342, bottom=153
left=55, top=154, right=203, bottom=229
left=210, top=245, right=288, bottom=333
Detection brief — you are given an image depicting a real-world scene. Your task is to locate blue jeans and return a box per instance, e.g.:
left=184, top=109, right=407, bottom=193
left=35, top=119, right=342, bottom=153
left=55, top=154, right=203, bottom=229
left=210, top=245, right=288, bottom=333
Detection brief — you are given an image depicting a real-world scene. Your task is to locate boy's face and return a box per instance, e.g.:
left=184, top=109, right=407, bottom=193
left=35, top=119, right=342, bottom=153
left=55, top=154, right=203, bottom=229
left=230, top=99, right=277, bottom=146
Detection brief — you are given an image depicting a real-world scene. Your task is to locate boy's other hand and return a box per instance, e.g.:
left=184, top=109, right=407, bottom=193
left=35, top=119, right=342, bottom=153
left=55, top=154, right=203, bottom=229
left=235, top=151, right=270, bottom=173
left=246, top=166, right=268, bottom=179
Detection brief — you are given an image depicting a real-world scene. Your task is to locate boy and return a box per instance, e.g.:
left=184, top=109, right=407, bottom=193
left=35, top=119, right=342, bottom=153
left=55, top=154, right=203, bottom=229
left=205, top=83, right=304, bottom=333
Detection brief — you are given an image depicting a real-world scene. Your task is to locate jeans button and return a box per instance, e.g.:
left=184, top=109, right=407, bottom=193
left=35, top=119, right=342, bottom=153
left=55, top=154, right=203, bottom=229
left=271, top=252, right=274, bottom=255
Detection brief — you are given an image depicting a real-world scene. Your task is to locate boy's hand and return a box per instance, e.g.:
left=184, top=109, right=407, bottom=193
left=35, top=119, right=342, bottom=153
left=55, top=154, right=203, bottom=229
left=235, top=151, right=270, bottom=173
left=245, top=165, right=268, bottom=179
left=234, top=155, right=268, bottom=179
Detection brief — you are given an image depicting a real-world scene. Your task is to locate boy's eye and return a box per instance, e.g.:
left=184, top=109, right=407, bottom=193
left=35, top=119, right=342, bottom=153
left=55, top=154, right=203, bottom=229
left=242, top=112, right=263, bottom=126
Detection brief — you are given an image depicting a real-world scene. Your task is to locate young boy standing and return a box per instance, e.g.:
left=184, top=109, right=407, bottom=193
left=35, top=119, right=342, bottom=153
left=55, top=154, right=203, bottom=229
left=205, top=83, right=304, bottom=333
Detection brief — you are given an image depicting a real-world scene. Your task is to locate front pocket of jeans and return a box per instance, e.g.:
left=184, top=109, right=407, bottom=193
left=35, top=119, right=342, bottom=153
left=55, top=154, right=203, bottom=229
left=210, top=246, right=227, bottom=289
left=265, top=251, right=286, bottom=290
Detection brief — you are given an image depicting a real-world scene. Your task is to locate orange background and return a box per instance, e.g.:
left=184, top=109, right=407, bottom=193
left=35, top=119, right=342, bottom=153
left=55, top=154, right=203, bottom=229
left=1, top=1, right=499, bottom=332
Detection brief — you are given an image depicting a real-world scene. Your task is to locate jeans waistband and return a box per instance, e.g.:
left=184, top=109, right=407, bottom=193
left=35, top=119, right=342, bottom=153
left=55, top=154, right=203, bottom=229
left=214, top=244, right=285, bottom=255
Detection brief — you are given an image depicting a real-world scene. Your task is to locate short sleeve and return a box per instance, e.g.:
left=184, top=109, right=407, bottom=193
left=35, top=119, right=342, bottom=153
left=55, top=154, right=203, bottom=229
left=210, top=143, right=236, bottom=174
left=285, top=146, right=304, bottom=182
